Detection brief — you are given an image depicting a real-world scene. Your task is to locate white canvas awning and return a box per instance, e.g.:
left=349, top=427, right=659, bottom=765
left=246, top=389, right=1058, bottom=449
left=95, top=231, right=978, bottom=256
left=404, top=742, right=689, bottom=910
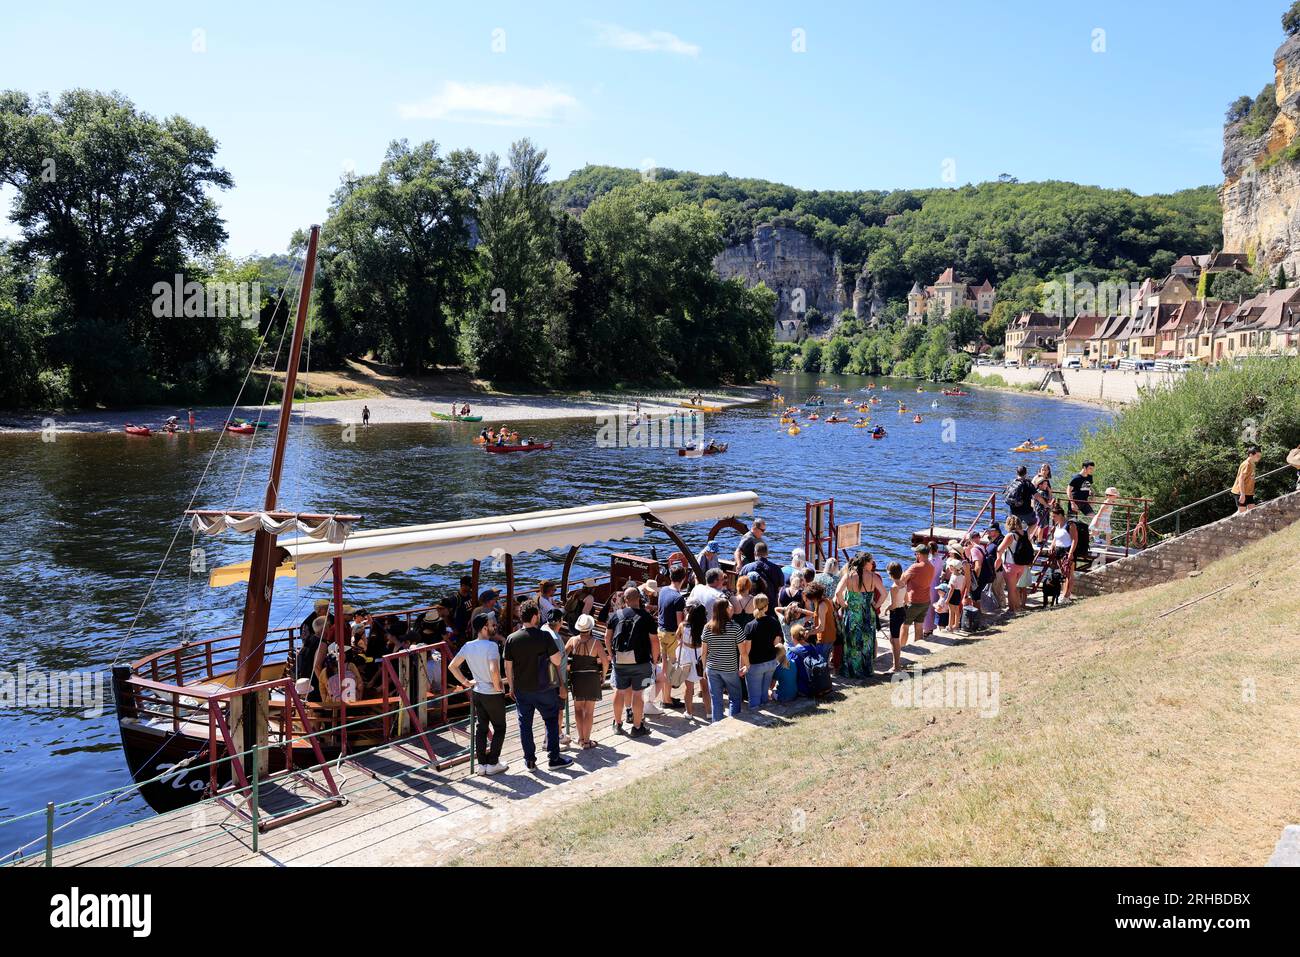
left=208, top=492, right=757, bottom=587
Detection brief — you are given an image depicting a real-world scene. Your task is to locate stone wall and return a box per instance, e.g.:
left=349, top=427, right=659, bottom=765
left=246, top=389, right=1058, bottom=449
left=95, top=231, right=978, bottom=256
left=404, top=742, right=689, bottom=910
left=1073, top=490, right=1300, bottom=597
left=978, top=366, right=1182, bottom=404
left=714, top=223, right=847, bottom=327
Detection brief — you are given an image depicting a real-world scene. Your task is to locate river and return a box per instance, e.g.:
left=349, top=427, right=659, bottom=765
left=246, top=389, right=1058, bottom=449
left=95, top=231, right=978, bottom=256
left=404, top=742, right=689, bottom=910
left=0, top=372, right=1108, bottom=851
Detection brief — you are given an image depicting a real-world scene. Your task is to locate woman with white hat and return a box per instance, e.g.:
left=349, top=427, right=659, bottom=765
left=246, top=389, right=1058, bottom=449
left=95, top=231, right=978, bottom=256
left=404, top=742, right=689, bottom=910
left=564, top=615, right=608, bottom=749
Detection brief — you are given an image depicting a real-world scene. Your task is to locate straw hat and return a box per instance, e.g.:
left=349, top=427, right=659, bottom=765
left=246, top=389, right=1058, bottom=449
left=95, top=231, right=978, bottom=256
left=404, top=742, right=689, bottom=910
left=313, top=598, right=330, bottom=611
left=574, top=614, right=596, bottom=633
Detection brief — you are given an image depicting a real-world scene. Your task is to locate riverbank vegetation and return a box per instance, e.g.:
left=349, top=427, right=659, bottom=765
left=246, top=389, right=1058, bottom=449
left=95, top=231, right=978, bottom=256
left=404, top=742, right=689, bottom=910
left=771, top=309, right=980, bottom=381
left=1067, top=357, right=1300, bottom=522
left=0, top=91, right=773, bottom=409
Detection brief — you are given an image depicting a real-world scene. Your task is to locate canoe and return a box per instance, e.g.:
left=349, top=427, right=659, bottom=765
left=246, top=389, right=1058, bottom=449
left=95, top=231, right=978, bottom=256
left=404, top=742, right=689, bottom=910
left=431, top=411, right=483, bottom=422
left=124, top=425, right=152, bottom=437
left=943, top=390, right=970, bottom=397
left=678, top=443, right=728, bottom=457
left=871, top=430, right=887, bottom=439
left=483, top=442, right=553, bottom=453
left=824, top=418, right=847, bottom=424
left=1011, top=445, right=1050, bottom=453
left=225, top=424, right=256, bottom=435
left=678, top=402, right=723, bottom=413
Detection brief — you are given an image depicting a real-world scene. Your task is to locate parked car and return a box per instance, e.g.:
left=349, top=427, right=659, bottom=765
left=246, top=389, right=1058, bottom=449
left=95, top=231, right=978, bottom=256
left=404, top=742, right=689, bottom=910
left=1062, top=357, right=1082, bottom=370
left=1118, top=357, right=1154, bottom=372
left=1003, top=358, right=1020, bottom=368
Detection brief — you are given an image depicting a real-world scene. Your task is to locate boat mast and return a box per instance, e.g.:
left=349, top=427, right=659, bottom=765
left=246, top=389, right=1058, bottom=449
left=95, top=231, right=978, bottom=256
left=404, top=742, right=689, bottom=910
left=234, top=224, right=320, bottom=686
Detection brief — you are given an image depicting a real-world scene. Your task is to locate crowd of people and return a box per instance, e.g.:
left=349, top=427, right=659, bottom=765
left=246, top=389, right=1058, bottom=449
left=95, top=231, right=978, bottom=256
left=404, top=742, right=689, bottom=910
left=288, top=444, right=1300, bottom=777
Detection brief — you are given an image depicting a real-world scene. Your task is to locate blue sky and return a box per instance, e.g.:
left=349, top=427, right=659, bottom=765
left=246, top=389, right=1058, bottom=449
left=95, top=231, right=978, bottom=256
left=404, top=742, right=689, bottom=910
left=0, top=0, right=1290, bottom=254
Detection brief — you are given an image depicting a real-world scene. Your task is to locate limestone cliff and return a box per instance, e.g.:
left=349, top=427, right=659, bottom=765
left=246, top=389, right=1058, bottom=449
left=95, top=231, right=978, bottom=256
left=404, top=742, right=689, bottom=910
left=712, top=223, right=847, bottom=328
left=1221, top=34, right=1300, bottom=274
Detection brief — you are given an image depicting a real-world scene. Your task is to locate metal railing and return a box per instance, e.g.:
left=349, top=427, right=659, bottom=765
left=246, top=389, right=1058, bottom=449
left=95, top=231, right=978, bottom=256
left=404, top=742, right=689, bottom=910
left=1119, top=464, right=1296, bottom=545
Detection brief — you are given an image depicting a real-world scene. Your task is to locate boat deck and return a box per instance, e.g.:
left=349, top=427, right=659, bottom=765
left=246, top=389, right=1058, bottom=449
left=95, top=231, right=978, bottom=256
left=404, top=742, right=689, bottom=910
left=25, top=683, right=737, bottom=867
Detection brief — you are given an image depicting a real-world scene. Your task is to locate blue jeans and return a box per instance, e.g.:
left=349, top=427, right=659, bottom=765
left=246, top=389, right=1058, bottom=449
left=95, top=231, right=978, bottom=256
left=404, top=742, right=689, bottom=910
left=514, top=688, right=561, bottom=765
left=707, top=669, right=743, bottom=722
left=745, top=658, right=779, bottom=706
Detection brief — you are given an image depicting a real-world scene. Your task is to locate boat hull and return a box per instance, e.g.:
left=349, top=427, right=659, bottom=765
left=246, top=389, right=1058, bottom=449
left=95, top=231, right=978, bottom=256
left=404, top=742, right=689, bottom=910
left=430, top=412, right=483, bottom=422
left=483, top=442, right=553, bottom=453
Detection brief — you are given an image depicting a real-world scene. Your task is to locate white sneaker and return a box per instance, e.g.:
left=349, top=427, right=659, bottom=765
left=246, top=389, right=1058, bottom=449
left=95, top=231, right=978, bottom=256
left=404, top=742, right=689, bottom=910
left=559, top=734, right=572, bottom=746
left=481, top=762, right=508, bottom=775
left=643, top=700, right=664, bottom=716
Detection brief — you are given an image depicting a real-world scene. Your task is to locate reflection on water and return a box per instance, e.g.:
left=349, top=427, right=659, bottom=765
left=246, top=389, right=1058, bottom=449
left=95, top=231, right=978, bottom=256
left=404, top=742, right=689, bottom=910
left=0, top=373, right=1108, bottom=846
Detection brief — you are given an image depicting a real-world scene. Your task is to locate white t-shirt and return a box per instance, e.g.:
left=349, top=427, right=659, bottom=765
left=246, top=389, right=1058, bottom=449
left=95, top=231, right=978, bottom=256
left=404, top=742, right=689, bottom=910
left=458, top=638, right=502, bottom=696
left=687, top=584, right=727, bottom=615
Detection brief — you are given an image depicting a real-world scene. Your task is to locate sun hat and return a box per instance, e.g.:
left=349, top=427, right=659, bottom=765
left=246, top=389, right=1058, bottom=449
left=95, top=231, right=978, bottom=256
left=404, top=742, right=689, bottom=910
left=313, top=598, right=330, bottom=611
left=574, top=614, right=596, bottom=633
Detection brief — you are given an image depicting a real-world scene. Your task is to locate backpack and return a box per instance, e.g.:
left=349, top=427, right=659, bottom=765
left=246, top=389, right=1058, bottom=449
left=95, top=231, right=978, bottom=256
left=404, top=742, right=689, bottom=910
left=609, top=609, right=643, bottom=664
left=562, top=592, right=585, bottom=628
left=805, top=654, right=833, bottom=698
left=960, top=605, right=984, bottom=633
left=1011, top=531, right=1035, bottom=567
left=1005, top=477, right=1030, bottom=512
left=977, top=544, right=996, bottom=587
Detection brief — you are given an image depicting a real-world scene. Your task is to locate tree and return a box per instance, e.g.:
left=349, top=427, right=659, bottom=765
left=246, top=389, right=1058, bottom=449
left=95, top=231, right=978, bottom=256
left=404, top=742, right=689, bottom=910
left=1226, top=95, right=1253, bottom=124
left=1285, top=1, right=1300, bottom=37
left=322, top=139, right=481, bottom=373
left=461, top=140, right=574, bottom=386
left=0, top=89, right=232, bottom=402
left=1276, top=265, right=1288, bottom=290
left=947, top=305, right=981, bottom=347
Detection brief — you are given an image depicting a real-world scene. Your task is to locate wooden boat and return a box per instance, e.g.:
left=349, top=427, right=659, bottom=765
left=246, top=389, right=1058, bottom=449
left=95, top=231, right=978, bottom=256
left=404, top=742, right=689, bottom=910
left=225, top=423, right=256, bottom=435
left=112, top=223, right=765, bottom=816
left=482, top=441, right=554, bottom=453
left=430, top=411, right=483, bottom=423
left=124, top=425, right=152, bottom=437
left=678, top=442, right=728, bottom=457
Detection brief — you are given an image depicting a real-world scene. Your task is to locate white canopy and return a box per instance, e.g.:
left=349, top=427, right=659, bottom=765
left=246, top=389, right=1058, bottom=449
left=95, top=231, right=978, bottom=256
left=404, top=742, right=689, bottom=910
left=209, top=492, right=758, bottom=587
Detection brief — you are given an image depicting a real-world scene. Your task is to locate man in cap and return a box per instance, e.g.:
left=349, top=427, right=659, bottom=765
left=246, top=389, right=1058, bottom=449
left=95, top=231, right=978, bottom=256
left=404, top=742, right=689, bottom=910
left=696, top=540, right=721, bottom=576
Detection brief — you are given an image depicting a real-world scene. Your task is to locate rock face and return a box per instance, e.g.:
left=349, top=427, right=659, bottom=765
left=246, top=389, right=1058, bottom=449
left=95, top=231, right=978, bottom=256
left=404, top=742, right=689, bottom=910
left=1221, top=34, right=1300, bottom=275
left=713, top=224, right=847, bottom=328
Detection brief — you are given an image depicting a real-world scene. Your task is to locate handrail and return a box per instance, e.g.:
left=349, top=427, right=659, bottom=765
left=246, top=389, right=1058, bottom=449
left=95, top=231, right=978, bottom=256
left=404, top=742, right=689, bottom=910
left=1145, top=464, right=1293, bottom=529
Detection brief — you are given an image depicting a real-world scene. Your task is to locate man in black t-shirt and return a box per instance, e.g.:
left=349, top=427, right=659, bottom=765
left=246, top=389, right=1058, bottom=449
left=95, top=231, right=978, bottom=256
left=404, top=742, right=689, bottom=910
left=449, top=575, right=474, bottom=642
left=733, top=517, right=767, bottom=570
left=606, top=588, right=659, bottom=738
left=503, top=600, right=571, bottom=771
left=1068, top=461, right=1095, bottom=517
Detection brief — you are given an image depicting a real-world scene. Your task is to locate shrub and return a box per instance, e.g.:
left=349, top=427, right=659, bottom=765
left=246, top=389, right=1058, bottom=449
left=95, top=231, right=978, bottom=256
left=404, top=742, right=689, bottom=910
left=1067, top=358, right=1300, bottom=524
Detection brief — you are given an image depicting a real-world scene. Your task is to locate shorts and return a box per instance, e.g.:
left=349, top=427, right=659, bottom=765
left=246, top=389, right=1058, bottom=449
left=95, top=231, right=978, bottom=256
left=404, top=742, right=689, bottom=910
left=657, top=629, right=679, bottom=664
left=1238, top=494, right=1255, bottom=506
left=889, top=607, right=905, bottom=641
left=903, top=602, right=929, bottom=626
left=613, top=662, right=654, bottom=691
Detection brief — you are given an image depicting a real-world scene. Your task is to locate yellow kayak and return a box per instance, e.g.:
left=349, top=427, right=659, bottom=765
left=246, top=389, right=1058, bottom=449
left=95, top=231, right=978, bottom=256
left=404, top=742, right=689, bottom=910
left=679, top=402, right=723, bottom=413
left=787, top=426, right=801, bottom=436
left=1011, top=444, right=1050, bottom=453
left=853, top=422, right=872, bottom=429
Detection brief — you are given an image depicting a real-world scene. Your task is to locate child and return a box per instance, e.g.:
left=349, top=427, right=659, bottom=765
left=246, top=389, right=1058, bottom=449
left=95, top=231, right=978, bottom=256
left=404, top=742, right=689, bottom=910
left=786, top=624, right=824, bottom=698
left=1090, top=487, right=1119, bottom=565
left=772, top=644, right=798, bottom=702
left=945, top=556, right=966, bottom=632
left=886, top=561, right=908, bottom=673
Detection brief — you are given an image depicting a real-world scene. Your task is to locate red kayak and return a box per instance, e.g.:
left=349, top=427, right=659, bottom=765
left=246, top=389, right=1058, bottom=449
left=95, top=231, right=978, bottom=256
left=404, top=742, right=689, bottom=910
left=124, top=425, right=152, bottom=437
left=225, top=423, right=256, bottom=435
left=942, top=389, right=969, bottom=397
left=483, top=441, right=553, bottom=453
left=871, top=430, right=887, bottom=440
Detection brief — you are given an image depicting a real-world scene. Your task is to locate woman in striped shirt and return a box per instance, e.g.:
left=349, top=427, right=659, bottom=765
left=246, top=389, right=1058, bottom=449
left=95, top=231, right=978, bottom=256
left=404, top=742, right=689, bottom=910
left=701, top=598, right=750, bottom=722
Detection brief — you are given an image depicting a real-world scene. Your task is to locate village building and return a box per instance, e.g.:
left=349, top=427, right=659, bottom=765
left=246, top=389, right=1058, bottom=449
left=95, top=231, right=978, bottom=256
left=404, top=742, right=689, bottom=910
left=1005, top=311, right=1062, bottom=364
left=774, top=318, right=807, bottom=343
left=1056, top=315, right=1104, bottom=365
left=907, top=267, right=996, bottom=323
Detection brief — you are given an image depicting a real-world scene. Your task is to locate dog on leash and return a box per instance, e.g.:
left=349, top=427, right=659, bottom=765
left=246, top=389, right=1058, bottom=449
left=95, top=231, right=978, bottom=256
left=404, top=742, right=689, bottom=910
left=1039, top=567, right=1063, bottom=607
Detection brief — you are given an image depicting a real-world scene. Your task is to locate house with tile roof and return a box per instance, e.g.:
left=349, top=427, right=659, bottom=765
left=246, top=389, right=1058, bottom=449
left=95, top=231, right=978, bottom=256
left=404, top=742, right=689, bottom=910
left=1211, top=287, right=1300, bottom=361
left=1005, top=311, right=1062, bottom=364
left=1056, top=315, right=1104, bottom=366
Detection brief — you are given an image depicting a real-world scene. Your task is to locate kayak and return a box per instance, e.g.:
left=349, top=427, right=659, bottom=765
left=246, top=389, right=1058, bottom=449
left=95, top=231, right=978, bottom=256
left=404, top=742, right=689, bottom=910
left=824, top=418, right=847, bottom=424
left=431, top=411, right=483, bottom=422
left=853, top=423, right=872, bottom=429
left=124, top=425, right=152, bottom=437
left=786, top=426, right=801, bottom=436
left=483, top=442, right=554, bottom=453
left=943, top=390, right=970, bottom=397
left=679, top=402, right=722, bottom=413
left=225, top=424, right=256, bottom=435
left=871, top=430, right=887, bottom=439
left=678, top=443, right=728, bottom=457
left=1012, top=444, right=1050, bottom=453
